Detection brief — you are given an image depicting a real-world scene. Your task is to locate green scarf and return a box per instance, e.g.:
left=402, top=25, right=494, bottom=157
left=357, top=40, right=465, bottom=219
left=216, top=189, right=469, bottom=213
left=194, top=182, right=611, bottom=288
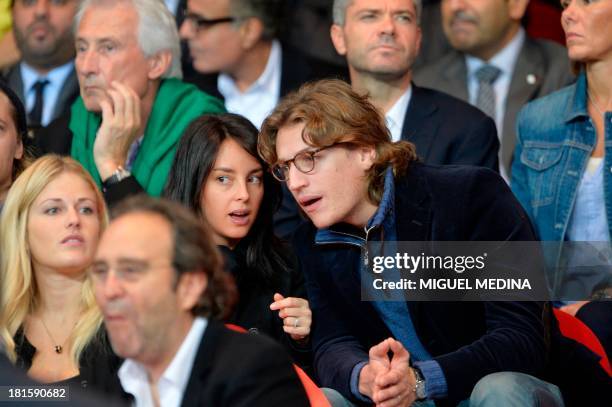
left=70, top=78, right=225, bottom=196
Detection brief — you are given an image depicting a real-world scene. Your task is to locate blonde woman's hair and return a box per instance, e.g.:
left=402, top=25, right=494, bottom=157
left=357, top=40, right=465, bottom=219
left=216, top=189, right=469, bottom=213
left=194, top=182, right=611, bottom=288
left=0, top=155, right=108, bottom=366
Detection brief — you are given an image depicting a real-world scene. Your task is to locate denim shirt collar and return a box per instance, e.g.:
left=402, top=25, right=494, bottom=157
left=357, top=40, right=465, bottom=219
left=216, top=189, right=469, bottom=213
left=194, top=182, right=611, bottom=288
left=315, top=168, right=397, bottom=245
left=564, top=71, right=589, bottom=123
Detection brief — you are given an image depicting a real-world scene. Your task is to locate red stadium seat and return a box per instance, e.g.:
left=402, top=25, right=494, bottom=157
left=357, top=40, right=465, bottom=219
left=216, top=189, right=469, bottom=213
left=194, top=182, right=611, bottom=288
left=553, top=308, right=611, bottom=376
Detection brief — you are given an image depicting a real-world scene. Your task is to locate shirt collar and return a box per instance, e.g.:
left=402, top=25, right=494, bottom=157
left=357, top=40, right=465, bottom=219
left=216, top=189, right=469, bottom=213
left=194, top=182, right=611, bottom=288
left=118, top=317, right=208, bottom=403
left=367, top=167, right=395, bottom=230
left=164, top=0, right=180, bottom=15
left=20, top=60, right=74, bottom=95
left=385, top=86, right=413, bottom=142
left=315, top=168, right=396, bottom=244
left=465, top=27, right=526, bottom=79
left=218, top=40, right=282, bottom=99
left=565, top=70, right=588, bottom=122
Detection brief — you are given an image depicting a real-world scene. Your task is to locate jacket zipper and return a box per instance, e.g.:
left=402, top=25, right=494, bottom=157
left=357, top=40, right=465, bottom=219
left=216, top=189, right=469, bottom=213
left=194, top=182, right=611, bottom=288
left=315, top=226, right=378, bottom=268
left=363, top=225, right=376, bottom=267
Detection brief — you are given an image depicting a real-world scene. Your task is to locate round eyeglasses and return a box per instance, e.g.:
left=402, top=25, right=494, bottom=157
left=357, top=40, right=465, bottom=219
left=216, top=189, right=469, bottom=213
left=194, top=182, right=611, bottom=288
left=271, top=143, right=344, bottom=182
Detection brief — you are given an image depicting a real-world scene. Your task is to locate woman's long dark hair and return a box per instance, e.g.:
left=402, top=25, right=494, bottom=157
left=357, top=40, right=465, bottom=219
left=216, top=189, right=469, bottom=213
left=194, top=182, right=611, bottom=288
left=164, top=113, right=290, bottom=286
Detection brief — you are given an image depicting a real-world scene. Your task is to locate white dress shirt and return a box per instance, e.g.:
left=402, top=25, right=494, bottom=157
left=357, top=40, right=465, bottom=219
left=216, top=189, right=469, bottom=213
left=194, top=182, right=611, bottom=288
left=385, top=85, right=413, bottom=142
left=163, top=0, right=180, bottom=16
left=118, top=317, right=207, bottom=407
left=218, top=40, right=282, bottom=129
left=20, top=61, right=74, bottom=126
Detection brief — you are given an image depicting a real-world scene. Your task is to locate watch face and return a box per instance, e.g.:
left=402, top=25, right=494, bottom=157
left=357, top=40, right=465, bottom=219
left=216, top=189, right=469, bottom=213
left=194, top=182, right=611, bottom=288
left=413, top=368, right=426, bottom=400
left=415, top=381, right=427, bottom=400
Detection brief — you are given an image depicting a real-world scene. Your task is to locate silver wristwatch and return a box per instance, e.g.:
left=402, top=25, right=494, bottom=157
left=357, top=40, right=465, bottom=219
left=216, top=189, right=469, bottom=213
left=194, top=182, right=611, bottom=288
left=102, top=165, right=131, bottom=191
left=412, top=366, right=427, bottom=400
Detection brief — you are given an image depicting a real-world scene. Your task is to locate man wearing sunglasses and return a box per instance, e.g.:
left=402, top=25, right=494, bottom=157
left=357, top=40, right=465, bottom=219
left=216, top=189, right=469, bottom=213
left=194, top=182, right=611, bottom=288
left=258, top=79, right=564, bottom=407
left=179, top=0, right=345, bottom=130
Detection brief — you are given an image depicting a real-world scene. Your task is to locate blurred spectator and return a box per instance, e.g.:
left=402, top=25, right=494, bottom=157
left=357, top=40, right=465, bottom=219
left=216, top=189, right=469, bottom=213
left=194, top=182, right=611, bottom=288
left=180, top=0, right=345, bottom=129
left=0, top=0, right=10, bottom=37
left=34, top=0, right=224, bottom=204
left=414, top=0, right=574, bottom=179
left=1, top=0, right=80, bottom=132
left=92, top=195, right=310, bottom=407
left=0, top=155, right=125, bottom=399
left=281, top=0, right=346, bottom=66
left=512, top=0, right=612, bottom=361
left=0, top=0, right=20, bottom=69
left=0, top=80, right=28, bottom=209
left=258, top=78, right=562, bottom=406
left=164, top=113, right=312, bottom=369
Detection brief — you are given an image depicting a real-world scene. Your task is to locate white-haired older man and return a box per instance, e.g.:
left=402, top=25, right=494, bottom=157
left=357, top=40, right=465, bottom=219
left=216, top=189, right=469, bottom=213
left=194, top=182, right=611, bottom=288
left=35, top=0, right=224, bottom=203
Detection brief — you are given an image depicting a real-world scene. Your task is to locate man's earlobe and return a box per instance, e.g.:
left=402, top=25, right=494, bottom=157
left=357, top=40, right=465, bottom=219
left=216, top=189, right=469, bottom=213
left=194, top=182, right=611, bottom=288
left=148, top=51, right=172, bottom=80
left=508, top=0, right=530, bottom=20
left=359, top=146, right=376, bottom=170
left=14, top=138, right=24, bottom=160
left=178, top=271, right=208, bottom=311
left=330, top=24, right=347, bottom=56
left=240, top=17, right=264, bottom=49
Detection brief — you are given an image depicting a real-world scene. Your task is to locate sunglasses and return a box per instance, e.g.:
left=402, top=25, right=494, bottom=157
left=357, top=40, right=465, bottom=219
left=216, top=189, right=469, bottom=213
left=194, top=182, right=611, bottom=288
left=183, top=9, right=235, bottom=31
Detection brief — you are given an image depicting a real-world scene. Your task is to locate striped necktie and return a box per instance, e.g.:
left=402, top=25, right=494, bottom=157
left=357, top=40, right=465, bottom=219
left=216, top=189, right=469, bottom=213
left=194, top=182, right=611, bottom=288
left=475, top=65, right=501, bottom=120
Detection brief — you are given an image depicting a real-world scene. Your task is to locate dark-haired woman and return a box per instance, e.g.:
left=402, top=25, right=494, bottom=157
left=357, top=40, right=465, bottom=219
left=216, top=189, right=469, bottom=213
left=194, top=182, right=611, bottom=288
left=164, top=113, right=311, bottom=367
left=0, top=81, right=28, bottom=210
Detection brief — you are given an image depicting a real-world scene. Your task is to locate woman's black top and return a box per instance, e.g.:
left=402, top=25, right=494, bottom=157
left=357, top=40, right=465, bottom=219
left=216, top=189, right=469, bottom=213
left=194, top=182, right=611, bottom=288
left=13, top=326, right=127, bottom=401
left=219, top=245, right=313, bottom=371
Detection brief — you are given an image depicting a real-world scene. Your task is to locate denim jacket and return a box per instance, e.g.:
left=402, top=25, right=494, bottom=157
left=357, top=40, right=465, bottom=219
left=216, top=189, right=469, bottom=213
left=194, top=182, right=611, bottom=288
left=511, top=71, right=612, bottom=269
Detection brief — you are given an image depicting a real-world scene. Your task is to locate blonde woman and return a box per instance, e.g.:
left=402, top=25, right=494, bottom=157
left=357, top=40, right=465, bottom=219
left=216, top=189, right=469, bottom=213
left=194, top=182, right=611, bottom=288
left=0, top=155, right=123, bottom=397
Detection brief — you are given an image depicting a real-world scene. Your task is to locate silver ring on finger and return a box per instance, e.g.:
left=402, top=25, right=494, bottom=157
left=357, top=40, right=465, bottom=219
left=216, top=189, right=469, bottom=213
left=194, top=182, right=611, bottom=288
left=294, top=317, right=299, bottom=328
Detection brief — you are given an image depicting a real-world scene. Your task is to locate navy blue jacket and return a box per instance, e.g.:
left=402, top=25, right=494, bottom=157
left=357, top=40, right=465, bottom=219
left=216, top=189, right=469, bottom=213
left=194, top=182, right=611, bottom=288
left=292, top=163, right=547, bottom=405
left=400, top=85, right=499, bottom=171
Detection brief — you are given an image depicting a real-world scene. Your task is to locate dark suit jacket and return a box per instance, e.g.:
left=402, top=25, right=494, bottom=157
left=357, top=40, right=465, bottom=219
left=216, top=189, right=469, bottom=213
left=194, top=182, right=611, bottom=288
left=414, top=36, right=574, bottom=174
left=180, top=320, right=309, bottom=407
left=219, top=245, right=312, bottom=371
left=402, top=84, right=499, bottom=170
left=0, top=62, right=80, bottom=126
left=184, top=43, right=347, bottom=101
left=293, top=163, right=548, bottom=405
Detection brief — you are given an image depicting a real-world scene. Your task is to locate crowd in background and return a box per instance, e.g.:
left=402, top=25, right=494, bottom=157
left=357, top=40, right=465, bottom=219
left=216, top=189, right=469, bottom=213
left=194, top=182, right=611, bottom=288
left=0, top=0, right=610, bottom=406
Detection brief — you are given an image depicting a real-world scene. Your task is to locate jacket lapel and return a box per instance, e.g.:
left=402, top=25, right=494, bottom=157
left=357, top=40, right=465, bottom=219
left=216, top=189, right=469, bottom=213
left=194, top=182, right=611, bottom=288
left=279, top=45, right=309, bottom=97
left=5, top=65, right=25, bottom=102
left=51, top=68, right=79, bottom=120
left=394, top=165, right=432, bottom=331
left=438, top=51, right=470, bottom=101
left=501, top=38, right=545, bottom=171
left=394, top=164, right=432, bottom=242
left=401, top=85, right=439, bottom=162
left=180, top=320, right=218, bottom=407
